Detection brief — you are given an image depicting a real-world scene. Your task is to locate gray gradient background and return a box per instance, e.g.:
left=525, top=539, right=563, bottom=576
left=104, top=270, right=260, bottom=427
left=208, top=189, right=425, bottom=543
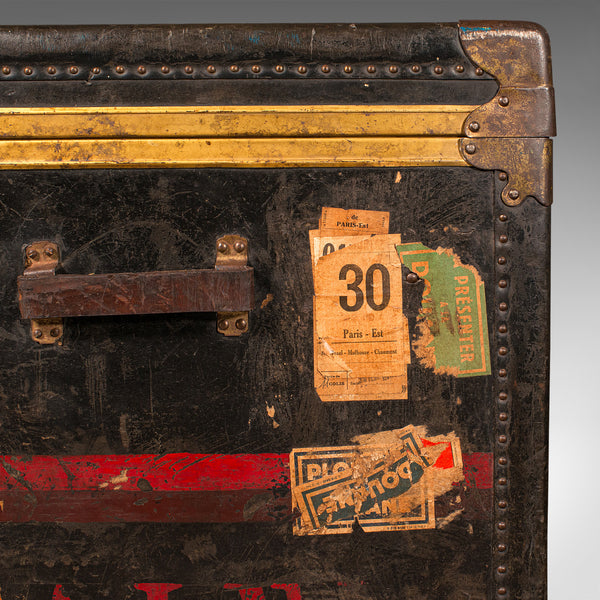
left=0, top=1, right=595, bottom=598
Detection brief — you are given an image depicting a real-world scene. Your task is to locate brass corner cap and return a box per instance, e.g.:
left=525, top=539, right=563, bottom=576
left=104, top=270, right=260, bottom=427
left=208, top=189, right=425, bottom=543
left=459, top=21, right=552, bottom=88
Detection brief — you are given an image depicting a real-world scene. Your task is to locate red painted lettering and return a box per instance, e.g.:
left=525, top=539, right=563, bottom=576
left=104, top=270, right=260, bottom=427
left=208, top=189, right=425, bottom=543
left=52, top=585, right=71, bottom=600
left=134, top=583, right=183, bottom=600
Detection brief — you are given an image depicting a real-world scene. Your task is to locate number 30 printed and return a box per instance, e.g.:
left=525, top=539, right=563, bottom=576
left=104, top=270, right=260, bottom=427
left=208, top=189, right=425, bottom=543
left=338, top=264, right=390, bottom=312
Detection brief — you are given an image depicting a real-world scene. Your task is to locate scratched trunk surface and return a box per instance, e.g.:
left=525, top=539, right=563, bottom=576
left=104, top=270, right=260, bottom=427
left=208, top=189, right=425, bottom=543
left=0, top=23, right=550, bottom=600
left=0, top=166, right=547, bottom=598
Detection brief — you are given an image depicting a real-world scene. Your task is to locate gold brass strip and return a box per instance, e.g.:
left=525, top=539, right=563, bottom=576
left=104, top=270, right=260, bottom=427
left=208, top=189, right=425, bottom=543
left=0, top=137, right=466, bottom=169
left=0, top=105, right=476, bottom=139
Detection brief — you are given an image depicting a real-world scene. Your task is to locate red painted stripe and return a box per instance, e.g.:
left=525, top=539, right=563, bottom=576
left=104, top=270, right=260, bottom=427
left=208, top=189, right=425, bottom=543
left=462, top=452, right=493, bottom=489
left=0, top=451, right=492, bottom=523
left=0, top=453, right=290, bottom=492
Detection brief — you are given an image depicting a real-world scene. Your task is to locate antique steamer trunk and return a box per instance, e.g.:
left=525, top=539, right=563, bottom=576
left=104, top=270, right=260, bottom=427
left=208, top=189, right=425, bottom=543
left=0, top=22, right=554, bottom=600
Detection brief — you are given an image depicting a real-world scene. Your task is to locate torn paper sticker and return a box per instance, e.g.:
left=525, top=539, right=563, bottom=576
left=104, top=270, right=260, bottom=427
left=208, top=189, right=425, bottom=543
left=318, top=207, right=389, bottom=236
left=290, top=425, right=463, bottom=535
left=396, top=243, right=491, bottom=377
left=313, top=234, right=410, bottom=401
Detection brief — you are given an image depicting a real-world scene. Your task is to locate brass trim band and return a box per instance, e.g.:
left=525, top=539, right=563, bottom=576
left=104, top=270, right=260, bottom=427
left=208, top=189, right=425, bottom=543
left=0, top=105, right=475, bottom=139
left=0, top=137, right=466, bottom=169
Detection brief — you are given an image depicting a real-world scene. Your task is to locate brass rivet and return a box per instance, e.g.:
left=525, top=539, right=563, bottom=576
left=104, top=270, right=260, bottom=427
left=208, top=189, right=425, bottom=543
left=137, top=66, right=146, bottom=74
left=50, top=328, right=61, bottom=338
left=433, top=65, right=443, bottom=74
left=455, top=64, right=464, bottom=73
left=497, top=543, right=507, bottom=552
left=251, top=65, right=261, bottom=73
left=508, top=189, right=520, bottom=201
left=498, top=324, right=507, bottom=334
left=218, top=320, right=229, bottom=331
left=235, top=318, right=247, bottom=330
left=24, top=67, right=33, bottom=75
left=499, top=213, right=508, bottom=221
left=499, top=457, right=507, bottom=465
left=499, top=412, right=508, bottom=421
left=465, top=143, right=477, bottom=155
left=498, top=522, right=506, bottom=530
left=498, top=501, right=508, bottom=510
left=367, top=65, right=376, bottom=73
left=2, top=66, right=10, bottom=75
left=47, top=66, right=56, bottom=75
left=499, top=302, right=508, bottom=311
left=498, top=478, right=507, bottom=487
left=498, top=96, right=510, bottom=107
left=115, top=65, right=125, bottom=74
left=499, top=368, right=507, bottom=377
left=161, top=66, right=170, bottom=74
left=275, top=65, right=284, bottom=73
left=498, top=587, right=507, bottom=595
left=92, top=67, right=101, bottom=75
left=499, top=234, right=508, bottom=243
left=185, top=65, right=194, bottom=74
left=217, top=241, right=228, bottom=253
left=499, top=347, right=508, bottom=356
left=321, top=65, right=330, bottom=73
left=468, top=121, right=480, bottom=132
left=233, top=240, right=246, bottom=253
left=389, top=65, right=398, bottom=73
left=498, top=435, right=507, bottom=443
left=69, top=66, right=78, bottom=75
left=26, top=249, right=39, bottom=260
left=344, top=65, right=353, bottom=73
left=206, top=65, right=216, bottom=74
left=499, top=391, right=508, bottom=401
left=33, top=329, right=43, bottom=339
left=411, top=64, right=421, bottom=73
left=498, top=172, right=508, bottom=181
left=406, top=272, right=419, bottom=284
left=498, top=279, right=507, bottom=288
left=44, top=247, right=56, bottom=258
left=497, top=256, right=506, bottom=265
left=298, top=65, right=307, bottom=74
left=475, top=67, right=484, bottom=76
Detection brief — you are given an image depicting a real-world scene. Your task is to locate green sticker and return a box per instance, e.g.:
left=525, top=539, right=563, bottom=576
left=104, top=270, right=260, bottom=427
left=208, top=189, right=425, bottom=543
left=396, top=243, right=490, bottom=377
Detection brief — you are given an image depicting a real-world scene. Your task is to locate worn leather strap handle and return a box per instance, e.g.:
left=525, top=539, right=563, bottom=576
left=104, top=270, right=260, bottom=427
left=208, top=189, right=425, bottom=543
left=18, top=236, right=253, bottom=343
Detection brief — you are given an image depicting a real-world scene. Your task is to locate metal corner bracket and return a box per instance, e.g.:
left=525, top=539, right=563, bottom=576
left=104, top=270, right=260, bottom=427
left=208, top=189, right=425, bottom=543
left=458, top=21, right=555, bottom=206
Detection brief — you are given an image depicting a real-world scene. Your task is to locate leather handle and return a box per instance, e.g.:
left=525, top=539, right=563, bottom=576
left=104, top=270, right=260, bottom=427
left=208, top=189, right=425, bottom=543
left=18, top=236, right=253, bottom=343
left=18, top=267, right=254, bottom=318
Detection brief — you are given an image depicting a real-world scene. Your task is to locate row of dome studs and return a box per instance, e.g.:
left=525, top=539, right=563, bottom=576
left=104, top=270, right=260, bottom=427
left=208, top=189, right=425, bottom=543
left=496, top=205, right=509, bottom=597
left=1, top=64, right=485, bottom=76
